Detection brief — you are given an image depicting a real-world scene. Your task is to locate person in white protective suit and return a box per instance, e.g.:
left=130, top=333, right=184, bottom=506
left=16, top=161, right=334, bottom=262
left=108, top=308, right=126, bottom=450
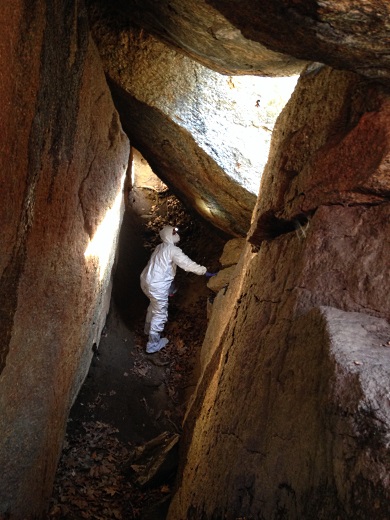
left=140, top=225, right=216, bottom=354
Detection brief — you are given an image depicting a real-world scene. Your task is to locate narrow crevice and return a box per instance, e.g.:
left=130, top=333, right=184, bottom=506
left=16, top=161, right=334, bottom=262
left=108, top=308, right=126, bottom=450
left=249, top=195, right=389, bottom=251
left=249, top=209, right=314, bottom=249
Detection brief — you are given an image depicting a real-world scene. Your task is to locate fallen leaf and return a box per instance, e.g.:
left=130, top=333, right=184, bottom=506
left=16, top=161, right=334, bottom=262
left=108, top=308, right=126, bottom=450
left=71, top=498, right=88, bottom=509
left=176, top=339, right=185, bottom=350
left=134, top=365, right=150, bottom=377
left=48, top=504, right=62, bottom=516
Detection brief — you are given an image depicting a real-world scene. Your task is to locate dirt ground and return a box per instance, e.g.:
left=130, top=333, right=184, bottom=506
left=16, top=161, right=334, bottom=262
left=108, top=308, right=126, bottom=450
left=46, top=190, right=226, bottom=519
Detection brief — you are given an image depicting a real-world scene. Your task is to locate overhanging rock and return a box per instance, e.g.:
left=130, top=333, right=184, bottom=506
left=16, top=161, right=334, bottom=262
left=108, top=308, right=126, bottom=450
left=89, top=18, right=284, bottom=235
left=90, top=0, right=305, bottom=76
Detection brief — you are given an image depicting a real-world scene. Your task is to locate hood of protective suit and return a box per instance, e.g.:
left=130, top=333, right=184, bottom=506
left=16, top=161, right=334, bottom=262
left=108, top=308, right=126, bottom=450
left=159, top=225, right=180, bottom=244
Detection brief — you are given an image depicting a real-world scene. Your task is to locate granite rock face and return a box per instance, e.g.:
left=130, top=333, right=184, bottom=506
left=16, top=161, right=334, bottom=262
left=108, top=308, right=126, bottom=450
left=90, top=0, right=305, bottom=75
left=91, top=0, right=390, bottom=83
left=219, top=238, right=246, bottom=267
left=2, top=0, right=390, bottom=518
left=0, top=1, right=129, bottom=516
left=249, top=66, right=390, bottom=245
left=168, top=68, right=390, bottom=519
left=208, top=0, right=390, bottom=82
left=88, top=19, right=270, bottom=235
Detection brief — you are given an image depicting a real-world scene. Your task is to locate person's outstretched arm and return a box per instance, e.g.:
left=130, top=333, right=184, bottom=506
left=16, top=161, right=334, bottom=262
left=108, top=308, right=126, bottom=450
left=171, top=246, right=207, bottom=275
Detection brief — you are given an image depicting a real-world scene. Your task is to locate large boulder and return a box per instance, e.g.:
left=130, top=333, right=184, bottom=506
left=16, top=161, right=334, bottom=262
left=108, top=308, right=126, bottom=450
left=208, top=0, right=390, bottom=82
left=88, top=0, right=305, bottom=75
left=250, top=66, right=390, bottom=244
left=0, top=1, right=129, bottom=516
left=169, top=68, right=390, bottom=519
left=89, top=0, right=390, bottom=83
left=88, top=15, right=297, bottom=235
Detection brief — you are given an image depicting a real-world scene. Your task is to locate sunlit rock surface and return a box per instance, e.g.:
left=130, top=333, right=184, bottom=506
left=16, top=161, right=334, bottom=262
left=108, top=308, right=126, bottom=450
left=0, top=2, right=129, bottom=516
left=169, top=68, right=390, bottom=519
left=89, top=16, right=296, bottom=234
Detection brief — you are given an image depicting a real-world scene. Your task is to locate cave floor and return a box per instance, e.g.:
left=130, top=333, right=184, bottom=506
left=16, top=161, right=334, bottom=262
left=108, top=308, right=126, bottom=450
left=47, top=192, right=225, bottom=520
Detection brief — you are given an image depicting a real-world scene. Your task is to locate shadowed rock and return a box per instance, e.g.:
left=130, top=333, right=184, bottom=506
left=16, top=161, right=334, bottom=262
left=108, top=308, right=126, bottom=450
left=0, top=2, right=129, bottom=516
left=89, top=0, right=390, bottom=83
left=88, top=0, right=306, bottom=76
left=207, top=0, right=390, bottom=82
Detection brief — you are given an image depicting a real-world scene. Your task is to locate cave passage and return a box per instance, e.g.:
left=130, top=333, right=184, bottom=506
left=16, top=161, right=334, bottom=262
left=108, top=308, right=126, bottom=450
left=3, top=2, right=390, bottom=518
left=45, top=69, right=300, bottom=517
left=42, top=64, right=297, bottom=520
left=46, top=155, right=226, bottom=519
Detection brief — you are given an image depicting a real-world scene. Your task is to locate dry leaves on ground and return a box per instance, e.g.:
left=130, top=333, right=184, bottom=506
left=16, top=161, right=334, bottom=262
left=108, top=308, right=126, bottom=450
left=46, top=422, right=168, bottom=519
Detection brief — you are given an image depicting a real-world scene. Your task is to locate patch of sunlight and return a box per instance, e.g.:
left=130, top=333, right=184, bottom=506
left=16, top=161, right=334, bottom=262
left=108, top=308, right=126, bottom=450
left=195, top=197, right=214, bottom=219
left=171, top=72, right=299, bottom=195
left=84, top=176, right=125, bottom=281
left=218, top=74, right=299, bottom=194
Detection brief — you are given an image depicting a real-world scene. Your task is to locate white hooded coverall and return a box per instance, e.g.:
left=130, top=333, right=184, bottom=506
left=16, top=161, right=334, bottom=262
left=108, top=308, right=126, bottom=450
left=140, top=225, right=207, bottom=353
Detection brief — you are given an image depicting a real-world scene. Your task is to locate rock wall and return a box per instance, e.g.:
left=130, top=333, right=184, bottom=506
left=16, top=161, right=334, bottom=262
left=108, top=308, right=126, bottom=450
left=168, top=68, right=390, bottom=519
left=250, top=67, right=390, bottom=243
left=0, top=1, right=129, bottom=517
left=208, top=0, right=390, bottom=82
left=89, top=0, right=305, bottom=76
left=88, top=0, right=390, bottom=83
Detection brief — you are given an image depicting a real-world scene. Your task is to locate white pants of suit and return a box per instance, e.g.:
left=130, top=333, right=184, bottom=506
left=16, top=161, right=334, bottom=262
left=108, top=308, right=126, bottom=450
left=141, top=279, right=169, bottom=353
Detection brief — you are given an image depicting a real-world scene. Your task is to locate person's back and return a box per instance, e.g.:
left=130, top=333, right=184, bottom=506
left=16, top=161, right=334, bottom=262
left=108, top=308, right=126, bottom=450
left=141, top=242, right=177, bottom=294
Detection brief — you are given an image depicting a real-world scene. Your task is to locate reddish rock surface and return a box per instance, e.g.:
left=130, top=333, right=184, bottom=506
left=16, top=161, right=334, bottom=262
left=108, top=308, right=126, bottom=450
left=168, top=68, right=390, bottom=519
left=250, top=67, right=390, bottom=243
left=0, top=2, right=129, bottom=517
left=2, top=1, right=390, bottom=519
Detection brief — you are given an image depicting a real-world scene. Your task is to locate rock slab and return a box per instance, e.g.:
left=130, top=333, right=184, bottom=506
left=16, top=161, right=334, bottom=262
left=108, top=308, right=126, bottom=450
left=0, top=2, right=129, bottom=516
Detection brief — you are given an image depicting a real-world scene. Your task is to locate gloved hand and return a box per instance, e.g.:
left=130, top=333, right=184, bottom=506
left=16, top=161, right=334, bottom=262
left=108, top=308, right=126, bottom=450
left=205, top=271, right=217, bottom=278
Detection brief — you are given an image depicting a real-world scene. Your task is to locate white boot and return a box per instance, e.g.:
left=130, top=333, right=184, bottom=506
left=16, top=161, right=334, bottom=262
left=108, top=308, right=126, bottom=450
left=157, top=337, right=169, bottom=350
left=146, top=334, right=169, bottom=354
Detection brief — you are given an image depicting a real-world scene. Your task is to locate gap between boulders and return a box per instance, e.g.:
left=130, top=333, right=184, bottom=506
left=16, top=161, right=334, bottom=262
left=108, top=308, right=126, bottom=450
left=46, top=190, right=226, bottom=519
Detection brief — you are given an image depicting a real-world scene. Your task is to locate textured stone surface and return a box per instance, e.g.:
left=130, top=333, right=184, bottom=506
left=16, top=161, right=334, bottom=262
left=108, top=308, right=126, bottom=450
left=88, top=16, right=298, bottom=235
left=219, top=238, right=246, bottom=267
left=169, top=67, right=390, bottom=519
left=206, top=238, right=246, bottom=293
left=171, top=218, right=390, bottom=519
left=208, top=0, right=390, bottom=82
left=89, top=0, right=390, bottom=82
left=90, top=0, right=305, bottom=75
left=0, top=1, right=129, bottom=516
left=199, top=248, right=248, bottom=372
left=2, top=0, right=390, bottom=518
left=207, top=264, right=236, bottom=293
left=249, top=66, right=390, bottom=244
